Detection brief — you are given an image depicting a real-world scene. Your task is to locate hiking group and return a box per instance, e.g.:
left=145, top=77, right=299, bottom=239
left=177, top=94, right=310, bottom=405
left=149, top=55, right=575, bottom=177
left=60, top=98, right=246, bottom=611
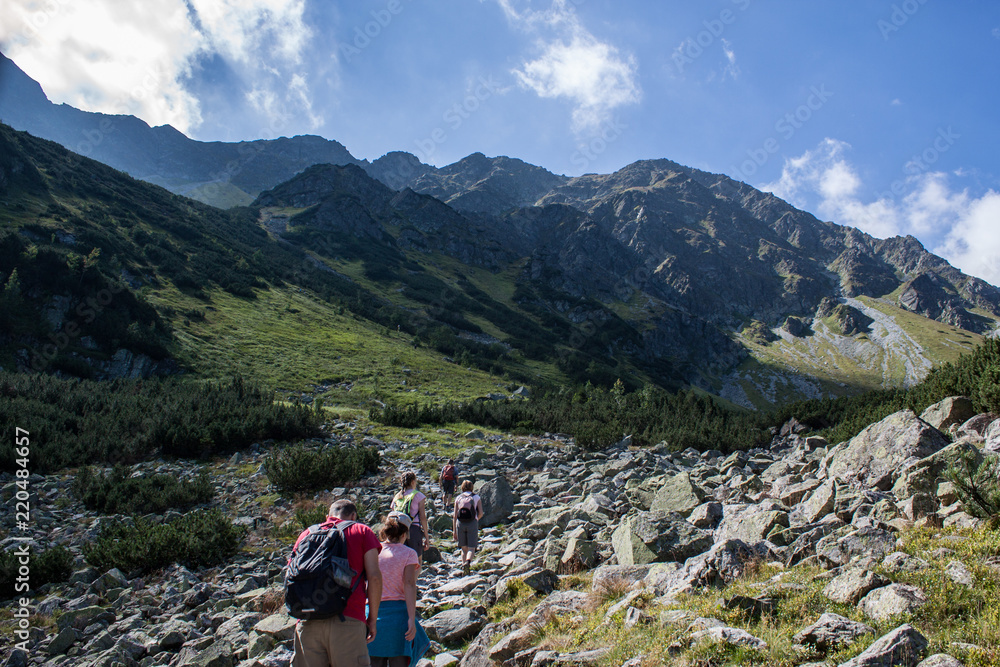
left=284, top=465, right=486, bottom=667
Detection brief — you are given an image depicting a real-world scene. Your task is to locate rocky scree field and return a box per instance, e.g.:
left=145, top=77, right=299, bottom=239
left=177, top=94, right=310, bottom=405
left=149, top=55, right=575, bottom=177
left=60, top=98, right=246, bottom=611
left=2, top=396, right=1000, bottom=667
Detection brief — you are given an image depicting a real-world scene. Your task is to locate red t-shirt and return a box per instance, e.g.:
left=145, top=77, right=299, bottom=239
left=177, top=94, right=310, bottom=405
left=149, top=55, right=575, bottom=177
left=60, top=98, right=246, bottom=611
left=292, top=518, right=382, bottom=623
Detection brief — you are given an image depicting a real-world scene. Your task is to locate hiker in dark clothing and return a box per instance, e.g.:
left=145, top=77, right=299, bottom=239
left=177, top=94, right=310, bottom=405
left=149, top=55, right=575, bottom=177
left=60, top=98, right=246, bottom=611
left=439, top=459, right=457, bottom=510
left=452, top=480, right=484, bottom=575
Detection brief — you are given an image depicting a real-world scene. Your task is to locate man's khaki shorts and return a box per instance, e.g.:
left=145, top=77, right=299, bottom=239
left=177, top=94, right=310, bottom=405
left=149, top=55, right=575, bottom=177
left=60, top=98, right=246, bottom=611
left=292, top=615, right=370, bottom=667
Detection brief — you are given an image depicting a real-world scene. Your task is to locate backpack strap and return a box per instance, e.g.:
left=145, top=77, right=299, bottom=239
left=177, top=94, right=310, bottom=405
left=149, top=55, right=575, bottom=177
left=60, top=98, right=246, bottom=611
left=331, top=520, right=365, bottom=622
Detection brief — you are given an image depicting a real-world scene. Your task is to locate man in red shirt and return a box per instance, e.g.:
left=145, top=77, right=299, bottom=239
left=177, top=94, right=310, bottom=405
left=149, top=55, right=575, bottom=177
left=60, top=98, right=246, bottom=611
left=291, top=499, right=383, bottom=667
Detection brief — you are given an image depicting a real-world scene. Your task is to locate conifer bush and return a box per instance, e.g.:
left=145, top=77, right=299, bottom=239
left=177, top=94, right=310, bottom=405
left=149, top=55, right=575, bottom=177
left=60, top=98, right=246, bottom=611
left=265, top=444, right=380, bottom=494
left=0, top=545, right=73, bottom=600
left=73, top=464, right=215, bottom=515
left=946, top=450, right=1000, bottom=520
left=83, top=508, right=245, bottom=574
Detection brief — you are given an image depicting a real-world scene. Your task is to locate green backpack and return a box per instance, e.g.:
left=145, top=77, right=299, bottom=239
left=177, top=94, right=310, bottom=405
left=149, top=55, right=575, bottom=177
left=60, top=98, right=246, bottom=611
left=393, top=490, right=418, bottom=517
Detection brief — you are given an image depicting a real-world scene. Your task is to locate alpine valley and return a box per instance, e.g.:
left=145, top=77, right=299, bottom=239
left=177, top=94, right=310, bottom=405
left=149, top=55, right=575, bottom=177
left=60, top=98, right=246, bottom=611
left=1, top=51, right=997, bottom=411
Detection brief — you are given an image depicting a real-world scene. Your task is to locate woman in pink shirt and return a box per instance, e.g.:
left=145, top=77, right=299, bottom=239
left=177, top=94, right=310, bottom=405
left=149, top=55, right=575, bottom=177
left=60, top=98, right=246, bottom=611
left=367, top=511, right=428, bottom=667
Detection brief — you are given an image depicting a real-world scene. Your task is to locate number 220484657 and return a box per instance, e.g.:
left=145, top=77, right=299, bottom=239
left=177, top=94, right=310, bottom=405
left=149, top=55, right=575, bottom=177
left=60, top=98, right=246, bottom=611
left=14, top=428, right=29, bottom=529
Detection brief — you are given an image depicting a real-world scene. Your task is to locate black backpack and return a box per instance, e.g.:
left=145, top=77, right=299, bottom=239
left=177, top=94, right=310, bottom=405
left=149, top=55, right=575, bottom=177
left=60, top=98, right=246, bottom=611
left=285, top=521, right=362, bottom=620
left=456, top=494, right=476, bottom=521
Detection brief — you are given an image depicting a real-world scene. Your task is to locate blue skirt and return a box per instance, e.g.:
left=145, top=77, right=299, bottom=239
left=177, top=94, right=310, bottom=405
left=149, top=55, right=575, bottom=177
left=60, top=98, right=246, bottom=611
left=366, top=600, right=430, bottom=667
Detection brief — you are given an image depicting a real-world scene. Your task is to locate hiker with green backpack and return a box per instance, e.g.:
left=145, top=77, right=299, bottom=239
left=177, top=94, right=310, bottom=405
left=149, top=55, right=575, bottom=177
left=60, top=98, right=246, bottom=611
left=391, top=472, right=429, bottom=565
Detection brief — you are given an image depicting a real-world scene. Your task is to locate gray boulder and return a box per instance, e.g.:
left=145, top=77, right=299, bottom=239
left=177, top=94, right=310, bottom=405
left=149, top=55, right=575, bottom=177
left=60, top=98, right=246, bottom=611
left=714, top=501, right=789, bottom=545
left=986, top=419, right=1000, bottom=453
left=793, top=612, right=874, bottom=653
left=858, top=584, right=928, bottom=622
left=425, top=608, right=485, bottom=644
left=650, top=472, right=704, bottom=516
left=827, top=410, right=948, bottom=490
left=920, top=396, right=976, bottom=431
left=689, top=626, right=767, bottom=651
left=796, top=480, right=837, bottom=525
left=612, top=511, right=713, bottom=565
left=892, top=441, right=982, bottom=499
left=823, top=568, right=889, bottom=605
left=838, top=624, right=927, bottom=667
left=916, top=655, right=964, bottom=667
left=476, top=476, right=516, bottom=527
left=687, top=502, right=723, bottom=529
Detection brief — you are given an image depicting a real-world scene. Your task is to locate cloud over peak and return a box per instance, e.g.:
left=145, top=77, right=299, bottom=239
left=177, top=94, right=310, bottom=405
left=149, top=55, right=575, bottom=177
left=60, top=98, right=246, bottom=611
left=499, top=0, right=641, bottom=133
left=763, top=138, right=1000, bottom=286
left=0, top=0, right=318, bottom=135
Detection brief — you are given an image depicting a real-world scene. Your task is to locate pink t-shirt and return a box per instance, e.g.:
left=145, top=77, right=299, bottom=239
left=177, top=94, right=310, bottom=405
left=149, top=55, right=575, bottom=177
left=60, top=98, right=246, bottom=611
left=379, top=541, right=419, bottom=601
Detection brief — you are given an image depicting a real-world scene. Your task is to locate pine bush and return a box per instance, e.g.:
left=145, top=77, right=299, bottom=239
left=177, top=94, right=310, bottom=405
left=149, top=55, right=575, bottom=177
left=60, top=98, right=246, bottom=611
left=73, top=465, right=215, bottom=515
left=265, top=444, right=380, bottom=494
left=83, top=508, right=245, bottom=574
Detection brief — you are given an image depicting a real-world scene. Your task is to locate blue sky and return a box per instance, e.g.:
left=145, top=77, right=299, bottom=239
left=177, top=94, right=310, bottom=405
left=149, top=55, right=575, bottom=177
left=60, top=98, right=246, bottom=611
left=2, top=1, right=999, bottom=284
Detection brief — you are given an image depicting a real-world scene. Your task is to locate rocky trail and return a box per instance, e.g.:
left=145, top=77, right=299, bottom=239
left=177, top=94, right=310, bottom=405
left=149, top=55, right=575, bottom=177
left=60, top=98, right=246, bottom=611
left=3, top=397, right=1000, bottom=667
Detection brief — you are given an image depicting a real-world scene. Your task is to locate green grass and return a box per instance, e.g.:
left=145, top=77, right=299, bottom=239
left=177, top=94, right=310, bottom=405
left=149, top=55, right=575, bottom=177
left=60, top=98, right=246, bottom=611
left=502, top=525, right=1000, bottom=667
left=150, top=284, right=504, bottom=405
left=857, top=296, right=985, bottom=366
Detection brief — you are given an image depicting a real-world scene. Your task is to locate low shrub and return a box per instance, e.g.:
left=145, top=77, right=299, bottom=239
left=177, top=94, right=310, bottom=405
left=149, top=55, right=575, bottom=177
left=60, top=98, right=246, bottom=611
left=0, top=545, right=74, bottom=600
left=264, top=444, right=380, bottom=495
left=83, top=508, right=245, bottom=574
left=73, top=464, right=215, bottom=515
left=295, top=503, right=330, bottom=530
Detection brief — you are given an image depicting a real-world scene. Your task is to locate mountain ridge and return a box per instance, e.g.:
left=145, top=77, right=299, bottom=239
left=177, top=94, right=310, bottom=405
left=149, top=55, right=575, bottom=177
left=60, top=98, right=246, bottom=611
left=2, top=51, right=999, bottom=407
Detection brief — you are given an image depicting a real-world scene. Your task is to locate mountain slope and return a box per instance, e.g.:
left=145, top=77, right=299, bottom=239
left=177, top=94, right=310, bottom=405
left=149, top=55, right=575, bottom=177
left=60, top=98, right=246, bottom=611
left=253, top=154, right=999, bottom=406
left=0, top=53, right=360, bottom=207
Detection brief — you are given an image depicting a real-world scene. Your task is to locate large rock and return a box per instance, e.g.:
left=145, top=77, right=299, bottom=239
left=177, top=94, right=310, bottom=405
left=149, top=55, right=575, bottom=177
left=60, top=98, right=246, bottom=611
left=796, top=480, right=837, bottom=525
left=253, top=613, right=296, bottom=641
left=793, top=613, right=874, bottom=653
left=689, top=626, right=768, bottom=651
left=891, top=440, right=982, bottom=499
left=838, top=624, right=928, bottom=667
left=823, top=568, right=889, bottom=605
left=653, top=540, right=758, bottom=598
left=858, top=584, right=928, bottom=622
left=176, top=640, right=234, bottom=667
left=612, top=511, right=713, bottom=565
left=476, top=476, right=516, bottom=527
left=425, top=608, right=485, bottom=644
left=459, top=622, right=511, bottom=667
left=714, top=501, right=789, bottom=545
left=986, top=419, right=1000, bottom=453
left=650, top=472, right=704, bottom=516
left=816, top=527, right=896, bottom=569
left=56, top=605, right=116, bottom=631
left=920, top=396, right=976, bottom=431
left=827, top=410, right=948, bottom=490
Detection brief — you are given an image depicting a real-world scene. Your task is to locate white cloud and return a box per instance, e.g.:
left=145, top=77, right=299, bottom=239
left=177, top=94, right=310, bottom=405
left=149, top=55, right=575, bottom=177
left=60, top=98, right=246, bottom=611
left=721, top=38, right=740, bottom=80
left=762, top=139, right=1000, bottom=286
left=498, top=0, right=641, bottom=133
left=0, top=0, right=318, bottom=135
left=936, top=192, right=1000, bottom=285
